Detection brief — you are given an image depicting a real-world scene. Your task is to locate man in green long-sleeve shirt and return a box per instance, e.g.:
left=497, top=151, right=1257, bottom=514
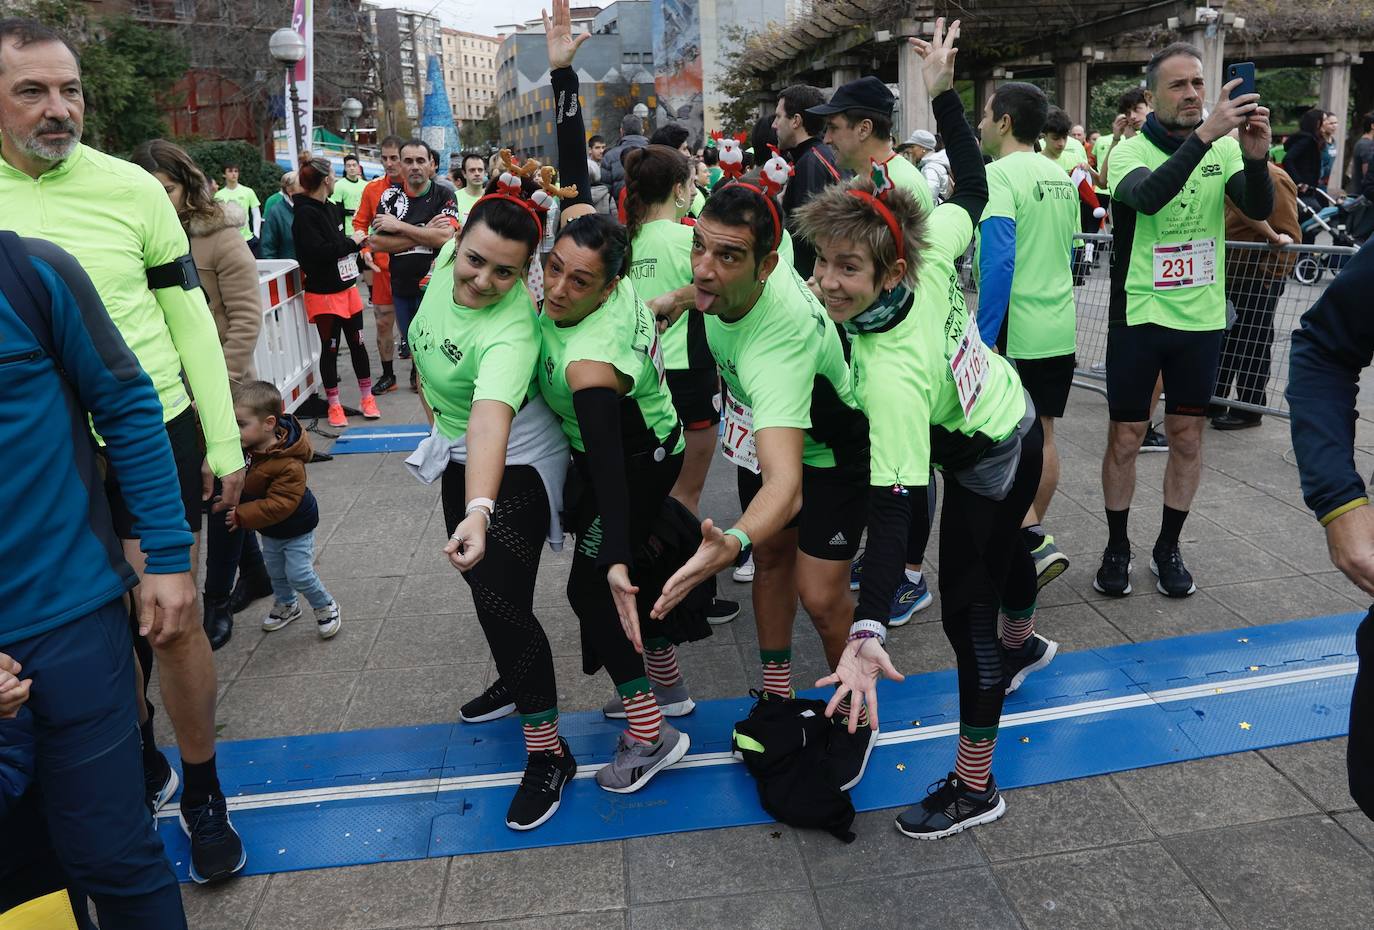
left=0, top=20, right=247, bottom=882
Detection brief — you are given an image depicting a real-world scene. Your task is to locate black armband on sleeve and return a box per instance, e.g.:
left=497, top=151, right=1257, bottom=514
left=552, top=67, right=594, bottom=210
left=933, top=89, right=987, bottom=225
left=1114, top=134, right=1209, bottom=215
left=1227, top=158, right=1275, bottom=221
left=573, top=386, right=633, bottom=568
left=855, top=484, right=924, bottom=627
left=146, top=253, right=202, bottom=291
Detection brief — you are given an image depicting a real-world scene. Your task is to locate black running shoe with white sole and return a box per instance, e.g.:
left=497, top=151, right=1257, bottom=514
left=460, top=678, right=517, bottom=723
left=895, top=773, right=1006, bottom=840
left=707, top=598, right=740, bottom=625
left=829, top=717, right=877, bottom=792
left=506, top=738, right=577, bottom=831
left=180, top=793, right=246, bottom=883
left=144, top=749, right=179, bottom=815
left=1003, top=633, right=1059, bottom=695
left=1093, top=547, right=1133, bottom=597
left=1151, top=544, right=1197, bottom=597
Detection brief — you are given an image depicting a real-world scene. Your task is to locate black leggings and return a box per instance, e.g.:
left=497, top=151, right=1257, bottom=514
left=938, top=420, right=1044, bottom=731
left=441, top=463, right=556, bottom=715
left=567, top=450, right=683, bottom=685
left=315, top=313, right=371, bottom=390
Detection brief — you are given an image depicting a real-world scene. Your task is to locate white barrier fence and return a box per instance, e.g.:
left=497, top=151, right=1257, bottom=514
left=252, top=260, right=322, bottom=414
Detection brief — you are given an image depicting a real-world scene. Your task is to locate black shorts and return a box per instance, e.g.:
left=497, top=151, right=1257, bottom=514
left=1013, top=353, right=1075, bottom=419
left=104, top=407, right=202, bottom=539
left=737, top=463, right=866, bottom=561
left=666, top=367, right=721, bottom=430
left=1106, top=322, right=1223, bottom=422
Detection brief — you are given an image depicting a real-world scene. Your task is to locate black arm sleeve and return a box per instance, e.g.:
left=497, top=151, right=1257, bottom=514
left=855, top=484, right=925, bottom=627
left=573, top=386, right=633, bottom=567
left=552, top=67, right=593, bottom=210
left=1225, top=158, right=1276, bottom=221
left=932, top=89, right=987, bottom=226
left=1113, top=134, right=1209, bottom=215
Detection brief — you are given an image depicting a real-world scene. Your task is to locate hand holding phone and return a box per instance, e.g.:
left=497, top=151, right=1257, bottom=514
left=1227, top=62, right=1257, bottom=101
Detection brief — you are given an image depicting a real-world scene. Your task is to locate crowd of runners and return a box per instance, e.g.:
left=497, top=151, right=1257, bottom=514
left=0, top=4, right=1370, bottom=927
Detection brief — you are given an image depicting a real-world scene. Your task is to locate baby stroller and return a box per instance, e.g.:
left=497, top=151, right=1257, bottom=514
left=1294, top=188, right=1366, bottom=284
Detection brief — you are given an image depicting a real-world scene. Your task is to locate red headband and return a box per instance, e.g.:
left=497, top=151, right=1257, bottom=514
left=845, top=190, right=905, bottom=263
left=732, top=182, right=783, bottom=251
left=473, top=192, right=544, bottom=243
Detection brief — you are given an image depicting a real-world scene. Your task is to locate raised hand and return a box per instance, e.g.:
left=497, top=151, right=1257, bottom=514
left=543, top=0, right=591, bottom=71
left=909, top=17, right=961, bottom=97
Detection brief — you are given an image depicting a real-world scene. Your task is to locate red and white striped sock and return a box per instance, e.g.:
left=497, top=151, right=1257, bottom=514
left=836, top=696, right=870, bottom=727
left=358, top=377, right=374, bottom=399
left=644, top=642, right=682, bottom=688
left=955, top=728, right=997, bottom=792
left=1001, top=608, right=1036, bottom=651
left=326, top=387, right=341, bottom=405
left=521, top=709, right=563, bottom=756
left=760, top=649, right=792, bottom=697
left=618, top=678, right=662, bottom=744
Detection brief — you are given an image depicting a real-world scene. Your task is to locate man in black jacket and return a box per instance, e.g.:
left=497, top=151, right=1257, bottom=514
left=601, top=114, right=650, bottom=204
left=773, top=84, right=842, bottom=277
left=1286, top=241, right=1374, bottom=822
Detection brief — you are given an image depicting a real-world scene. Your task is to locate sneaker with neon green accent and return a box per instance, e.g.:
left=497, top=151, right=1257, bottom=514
left=1031, top=535, right=1069, bottom=590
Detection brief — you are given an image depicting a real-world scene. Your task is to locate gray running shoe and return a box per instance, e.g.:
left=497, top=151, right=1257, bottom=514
left=594, top=722, right=691, bottom=793
left=602, top=679, right=696, bottom=720
left=1031, top=535, right=1070, bottom=590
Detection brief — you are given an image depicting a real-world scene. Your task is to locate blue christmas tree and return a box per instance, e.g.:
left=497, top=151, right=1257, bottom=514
left=420, top=54, right=460, bottom=170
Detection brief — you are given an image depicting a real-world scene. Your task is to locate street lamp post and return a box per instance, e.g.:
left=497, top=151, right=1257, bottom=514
left=269, top=27, right=307, bottom=158
left=341, top=97, right=363, bottom=154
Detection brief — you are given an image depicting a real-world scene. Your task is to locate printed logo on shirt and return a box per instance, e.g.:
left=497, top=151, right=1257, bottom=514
left=441, top=339, right=463, bottom=365
left=829, top=531, right=848, bottom=546
left=630, top=257, right=657, bottom=279
left=1201, top=164, right=1223, bottom=177
left=544, top=354, right=556, bottom=385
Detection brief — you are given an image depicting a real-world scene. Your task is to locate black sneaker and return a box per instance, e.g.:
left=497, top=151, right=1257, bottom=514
left=895, top=772, right=1006, bottom=839
left=373, top=372, right=398, bottom=395
left=228, top=560, right=273, bottom=615
left=707, top=597, right=740, bottom=625
left=829, top=715, right=877, bottom=792
left=506, top=738, right=577, bottom=831
left=1140, top=424, right=1169, bottom=453
left=144, top=748, right=179, bottom=815
left=1151, top=544, right=1197, bottom=597
left=179, top=793, right=246, bottom=883
left=1003, top=633, right=1059, bottom=695
left=1092, top=547, right=1133, bottom=596
left=460, top=678, right=516, bottom=723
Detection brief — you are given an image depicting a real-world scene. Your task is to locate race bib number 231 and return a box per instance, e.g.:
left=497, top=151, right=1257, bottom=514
left=1153, top=238, right=1216, bottom=290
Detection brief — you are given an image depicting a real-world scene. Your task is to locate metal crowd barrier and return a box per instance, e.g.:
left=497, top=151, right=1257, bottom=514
left=252, top=260, right=323, bottom=414
left=962, top=232, right=1361, bottom=421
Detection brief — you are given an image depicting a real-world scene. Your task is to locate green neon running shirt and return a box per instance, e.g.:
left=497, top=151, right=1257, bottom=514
left=214, top=184, right=261, bottom=240
left=410, top=244, right=539, bottom=440
left=1109, top=133, right=1243, bottom=330
left=706, top=265, right=867, bottom=471
left=330, top=176, right=368, bottom=223
left=629, top=220, right=695, bottom=369
left=537, top=277, right=684, bottom=454
left=1054, top=136, right=1089, bottom=175
left=976, top=151, right=1079, bottom=359
left=454, top=188, right=483, bottom=224
left=883, top=153, right=935, bottom=214
left=1093, top=135, right=1116, bottom=193
left=852, top=204, right=1026, bottom=482
left=0, top=144, right=242, bottom=475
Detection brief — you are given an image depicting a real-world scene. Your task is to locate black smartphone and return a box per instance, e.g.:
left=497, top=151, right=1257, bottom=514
left=1227, top=62, right=1256, bottom=100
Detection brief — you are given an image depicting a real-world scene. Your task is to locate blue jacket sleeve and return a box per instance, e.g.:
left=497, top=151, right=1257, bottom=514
left=976, top=217, right=1016, bottom=347
left=29, top=246, right=194, bottom=573
left=0, top=710, right=35, bottom=820
left=1286, top=241, right=1374, bottom=523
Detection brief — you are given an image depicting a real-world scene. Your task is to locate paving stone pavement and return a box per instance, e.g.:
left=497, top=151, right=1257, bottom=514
left=158, top=365, right=1374, bottom=929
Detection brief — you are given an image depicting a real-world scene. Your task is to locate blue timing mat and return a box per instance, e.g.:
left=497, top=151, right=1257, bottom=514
left=155, top=613, right=1360, bottom=879
left=328, top=425, right=430, bottom=454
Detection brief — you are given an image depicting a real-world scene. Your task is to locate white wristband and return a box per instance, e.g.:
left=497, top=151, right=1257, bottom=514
left=848, top=619, right=887, bottom=645
left=466, top=497, right=495, bottom=516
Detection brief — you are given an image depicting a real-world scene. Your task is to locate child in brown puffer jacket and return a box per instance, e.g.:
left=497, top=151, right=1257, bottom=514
left=226, top=381, right=341, bottom=639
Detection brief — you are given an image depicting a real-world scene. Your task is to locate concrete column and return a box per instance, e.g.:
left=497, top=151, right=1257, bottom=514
left=1054, top=60, right=1089, bottom=124
left=898, top=39, right=933, bottom=139
left=1320, top=53, right=1354, bottom=191
left=973, top=74, right=997, bottom=122
left=832, top=67, right=862, bottom=90
left=1182, top=15, right=1226, bottom=108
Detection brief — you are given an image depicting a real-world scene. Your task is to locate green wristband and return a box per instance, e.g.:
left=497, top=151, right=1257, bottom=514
left=724, top=527, right=752, bottom=551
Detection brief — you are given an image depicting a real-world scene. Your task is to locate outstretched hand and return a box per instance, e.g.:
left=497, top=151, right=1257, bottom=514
left=543, top=0, right=591, bottom=71
left=608, top=563, right=643, bottom=653
left=816, top=637, right=905, bottom=733
left=909, top=17, right=961, bottom=97
left=651, top=518, right=738, bottom=620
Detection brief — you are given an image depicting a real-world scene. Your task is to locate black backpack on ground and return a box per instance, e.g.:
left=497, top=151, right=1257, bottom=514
left=732, top=691, right=857, bottom=843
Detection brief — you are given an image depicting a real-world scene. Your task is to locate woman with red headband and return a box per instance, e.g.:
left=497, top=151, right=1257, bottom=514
left=402, top=190, right=574, bottom=832
left=794, top=19, right=1052, bottom=841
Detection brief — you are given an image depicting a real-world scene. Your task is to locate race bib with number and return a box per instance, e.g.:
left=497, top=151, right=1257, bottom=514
left=720, top=395, right=760, bottom=474
left=337, top=252, right=360, bottom=282
left=950, top=312, right=989, bottom=418
left=1152, top=238, right=1216, bottom=290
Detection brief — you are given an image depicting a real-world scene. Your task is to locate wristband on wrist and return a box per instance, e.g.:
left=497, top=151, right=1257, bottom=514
left=466, top=496, right=496, bottom=516
left=848, top=619, right=887, bottom=645
left=723, top=527, right=752, bottom=553
left=1320, top=497, right=1369, bottom=527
